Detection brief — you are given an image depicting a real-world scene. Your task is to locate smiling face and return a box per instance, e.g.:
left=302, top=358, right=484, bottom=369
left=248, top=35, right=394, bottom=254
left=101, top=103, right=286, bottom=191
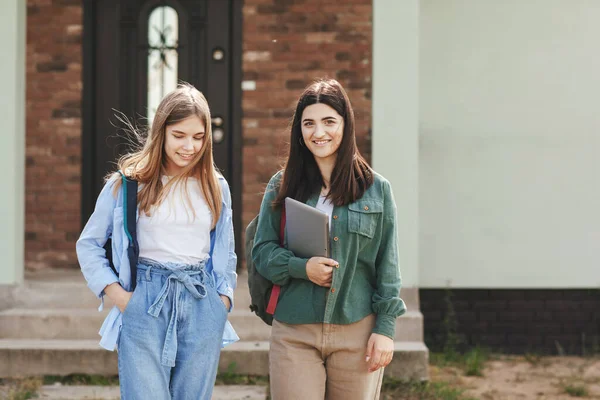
left=163, top=115, right=206, bottom=176
left=300, top=103, right=344, bottom=164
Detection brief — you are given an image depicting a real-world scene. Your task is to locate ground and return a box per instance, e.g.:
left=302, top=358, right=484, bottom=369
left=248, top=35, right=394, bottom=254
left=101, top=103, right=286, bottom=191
left=450, top=355, right=600, bottom=400
left=2, top=355, right=600, bottom=399
left=382, top=355, right=600, bottom=400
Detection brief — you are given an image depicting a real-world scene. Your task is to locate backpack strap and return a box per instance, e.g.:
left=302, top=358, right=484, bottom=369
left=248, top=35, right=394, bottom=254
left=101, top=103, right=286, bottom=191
left=120, top=172, right=139, bottom=291
left=279, top=204, right=286, bottom=248
left=266, top=204, right=286, bottom=315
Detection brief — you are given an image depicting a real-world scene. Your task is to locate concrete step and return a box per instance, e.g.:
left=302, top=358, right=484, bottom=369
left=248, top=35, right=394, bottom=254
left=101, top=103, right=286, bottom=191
left=0, top=308, right=423, bottom=342
left=218, top=341, right=429, bottom=380
left=13, top=269, right=422, bottom=313
left=0, top=308, right=271, bottom=342
left=229, top=310, right=424, bottom=342
left=0, top=339, right=117, bottom=377
left=0, top=308, right=108, bottom=340
left=36, top=385, right=120, bottom=400
left=8, top=280, right=115, bottom=310
left=0, top=339, right=428, bottom=381
left=34, top=384, right=267, bottom=400
left=396, top=310, right=424, bottom=342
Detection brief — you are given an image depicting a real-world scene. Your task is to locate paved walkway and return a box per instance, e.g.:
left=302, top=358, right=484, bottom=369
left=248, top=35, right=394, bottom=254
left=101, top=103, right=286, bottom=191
left=35, top=384, right=267, bottom=399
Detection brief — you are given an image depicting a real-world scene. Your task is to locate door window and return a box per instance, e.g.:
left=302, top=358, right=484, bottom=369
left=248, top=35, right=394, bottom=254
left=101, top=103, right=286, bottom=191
left=147, top=6, right=179, bottom=123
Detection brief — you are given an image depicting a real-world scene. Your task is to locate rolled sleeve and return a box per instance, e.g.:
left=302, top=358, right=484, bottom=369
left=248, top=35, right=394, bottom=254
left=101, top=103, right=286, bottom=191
left=288, top=257, right=309, bottom=280
left=372, top=314, right=398, bottom=340
left=89, top=269, right=120, bottom=299
left=216, top=281, right=235, bottom=312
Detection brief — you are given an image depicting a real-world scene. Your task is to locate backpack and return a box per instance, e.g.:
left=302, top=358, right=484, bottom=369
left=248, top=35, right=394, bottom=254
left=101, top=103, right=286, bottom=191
left=246, top=207, right=285, bottom=325
left=105, top=172, right=140, bottom=290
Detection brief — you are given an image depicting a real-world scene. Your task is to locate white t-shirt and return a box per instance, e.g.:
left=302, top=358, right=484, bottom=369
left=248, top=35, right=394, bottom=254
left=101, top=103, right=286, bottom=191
left=316, top=194, right=334, bottom=232
left=138, top=176, right=212, bottom=265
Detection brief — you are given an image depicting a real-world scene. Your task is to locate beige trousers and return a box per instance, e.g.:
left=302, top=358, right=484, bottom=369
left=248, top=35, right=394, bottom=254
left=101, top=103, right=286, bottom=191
left=269, top=314, right=384, bottom=400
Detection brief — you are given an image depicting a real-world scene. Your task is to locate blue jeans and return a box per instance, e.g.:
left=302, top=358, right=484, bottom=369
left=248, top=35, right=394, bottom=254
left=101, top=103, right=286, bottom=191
left=118, top=259, right=228, bottom=400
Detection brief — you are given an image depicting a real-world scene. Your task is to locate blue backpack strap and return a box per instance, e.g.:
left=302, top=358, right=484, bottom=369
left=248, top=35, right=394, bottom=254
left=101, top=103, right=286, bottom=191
left=119, top=172, right=139, bottom=290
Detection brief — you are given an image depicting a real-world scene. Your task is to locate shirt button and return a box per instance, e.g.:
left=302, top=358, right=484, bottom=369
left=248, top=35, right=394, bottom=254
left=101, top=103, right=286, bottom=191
left=333, top=237, right=339, bottom=242
left=335, top=264, right=339, bottom=269
left=331, top=288, right=336, bottom=293
left=333, top=215, right=338, bottom=220
left=364, top=206, right=369, bottom=211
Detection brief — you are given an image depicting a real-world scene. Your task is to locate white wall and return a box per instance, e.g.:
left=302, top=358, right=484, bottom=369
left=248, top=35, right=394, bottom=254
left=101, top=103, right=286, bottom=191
left=0, top=0, right=26, bottom=285
left=420, top=0, right=600, bottom=288
left=373, top=0, right=419, bottom=287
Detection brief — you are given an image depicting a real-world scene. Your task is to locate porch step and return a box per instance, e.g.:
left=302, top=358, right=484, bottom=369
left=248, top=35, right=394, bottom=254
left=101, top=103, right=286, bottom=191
left=12, top=269, right=422, bottom=312
left=2, top=269, right=428, bottom=380
left=0, top=339, right=429, bottom=380
left=218, top=340, right=429, bottom=380
left=8, top=279, right=115, bottom=310
left=0, top=308, right=423, bottom=342
left=33, top=384, right=267, bottom=400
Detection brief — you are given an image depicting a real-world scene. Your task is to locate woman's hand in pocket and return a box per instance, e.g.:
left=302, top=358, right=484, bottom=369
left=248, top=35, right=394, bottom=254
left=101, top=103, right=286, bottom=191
left=219, top=295, right=231, bottom=312
left=117, top=291, right=133, bottom=313
left=104, top=282, right=133, bottom=313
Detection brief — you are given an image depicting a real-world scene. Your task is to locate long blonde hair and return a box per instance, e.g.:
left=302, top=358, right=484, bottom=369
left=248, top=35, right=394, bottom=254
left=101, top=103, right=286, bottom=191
left=109, top=83, right=222, bottom=228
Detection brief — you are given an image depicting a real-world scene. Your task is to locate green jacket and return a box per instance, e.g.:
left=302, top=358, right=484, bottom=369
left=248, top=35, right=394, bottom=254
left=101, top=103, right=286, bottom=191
left=252, top=171, right=406, bottom=339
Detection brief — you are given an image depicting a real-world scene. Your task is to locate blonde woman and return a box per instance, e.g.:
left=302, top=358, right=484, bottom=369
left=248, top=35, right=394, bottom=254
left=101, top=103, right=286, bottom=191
left=77, top=83, right=237, bottom=399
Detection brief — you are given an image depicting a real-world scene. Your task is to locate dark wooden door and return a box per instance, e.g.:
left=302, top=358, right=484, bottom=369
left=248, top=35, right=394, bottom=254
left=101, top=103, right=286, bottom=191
left=82, top=0, right=242, bottom=260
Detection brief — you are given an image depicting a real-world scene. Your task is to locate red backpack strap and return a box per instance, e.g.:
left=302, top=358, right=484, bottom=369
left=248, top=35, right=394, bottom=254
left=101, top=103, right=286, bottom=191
left=266, top=205, right=286, bottom=315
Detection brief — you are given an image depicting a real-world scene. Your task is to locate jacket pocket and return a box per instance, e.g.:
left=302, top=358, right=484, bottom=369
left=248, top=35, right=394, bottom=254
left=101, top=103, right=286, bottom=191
left=348, top=199, right=383, bottom=239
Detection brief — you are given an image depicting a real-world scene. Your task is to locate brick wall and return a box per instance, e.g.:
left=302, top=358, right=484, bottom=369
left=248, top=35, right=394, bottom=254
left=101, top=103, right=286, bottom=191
left=421, top=289, right=600, bottom=354
left=25, top=0, right=82, bottom=269
left=241, top=0, right=373, bottom=229
left=24, top=0, right=372, bottom=270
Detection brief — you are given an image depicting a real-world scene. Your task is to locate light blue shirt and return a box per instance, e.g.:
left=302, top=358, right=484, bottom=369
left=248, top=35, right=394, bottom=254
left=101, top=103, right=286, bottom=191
left=76, top=174, right=239, bottom=351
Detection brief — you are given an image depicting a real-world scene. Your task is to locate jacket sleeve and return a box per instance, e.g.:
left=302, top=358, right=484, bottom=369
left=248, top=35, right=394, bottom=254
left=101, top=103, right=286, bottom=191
left=215, top=180, right=237, bottom=311
left=252, top=172, right=310, bottom=286
left=371, top=179, right=406, bottom=339
left=76, top=178, right=120, bottom=299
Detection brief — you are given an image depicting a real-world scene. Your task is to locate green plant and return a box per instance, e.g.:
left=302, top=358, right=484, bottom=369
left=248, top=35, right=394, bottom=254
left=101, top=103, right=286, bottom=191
left=43, top=374, right=119, bottom=386
left=563, top=383, right=588, bottom=397
left=429, top=352, right=451, bottom=368
left=555, top=340, right=566, bottom=356
left=442, top=287, right=460, bottom=362
left=3, top=377, right=42, bottom=400
left=380, top=377, right=477, bottom=400
left=430, top=347, right=489, bottom=377
left=214, top=363, right=268, bottom=386
left=524, top=352, right=542, bottom=366
left=463, top=346, right=488, bottom=377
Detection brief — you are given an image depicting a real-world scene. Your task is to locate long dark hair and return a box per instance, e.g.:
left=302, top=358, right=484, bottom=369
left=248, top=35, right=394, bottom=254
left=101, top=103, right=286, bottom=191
left=274, top=79, right=373, bottom=207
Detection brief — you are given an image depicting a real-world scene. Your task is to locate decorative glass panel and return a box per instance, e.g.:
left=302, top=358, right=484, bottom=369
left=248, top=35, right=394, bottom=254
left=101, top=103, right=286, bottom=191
left=147, top=6, right=179, bottom=123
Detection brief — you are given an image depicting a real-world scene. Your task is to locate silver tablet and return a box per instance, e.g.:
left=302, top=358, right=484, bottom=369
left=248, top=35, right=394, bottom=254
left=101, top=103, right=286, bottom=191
left=284, top=197, right=329, bottom=258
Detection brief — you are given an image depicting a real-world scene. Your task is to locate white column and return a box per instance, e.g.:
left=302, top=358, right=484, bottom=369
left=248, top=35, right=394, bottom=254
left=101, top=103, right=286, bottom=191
left=0, top=0, right=26, bottom=285
left=372, top=0, right=419, bottom=287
